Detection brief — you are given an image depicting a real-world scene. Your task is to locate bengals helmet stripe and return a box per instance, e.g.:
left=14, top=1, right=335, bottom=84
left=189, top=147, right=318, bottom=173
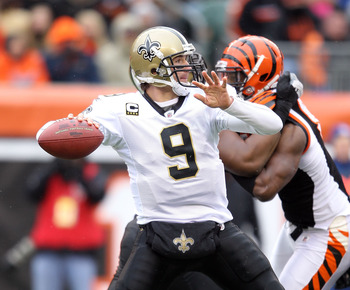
left=222, top=45, right=252, bottom=71
left=240, top=38, right=258, bottom=69
left=221, top=53, right=245, bottom=69
left=259, top=39, right=278, bottom=82
left=236, top=37, right=278, bottom=83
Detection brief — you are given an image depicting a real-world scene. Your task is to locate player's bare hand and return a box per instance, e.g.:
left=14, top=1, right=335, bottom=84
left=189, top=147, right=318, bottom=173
left=67, top=113, right=100, bottom=128
left=192, top=71, right=233, bottom=110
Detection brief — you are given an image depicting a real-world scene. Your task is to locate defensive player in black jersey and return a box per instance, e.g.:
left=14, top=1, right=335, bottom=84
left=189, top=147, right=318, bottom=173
left=217, top=35, right=350, bottom=290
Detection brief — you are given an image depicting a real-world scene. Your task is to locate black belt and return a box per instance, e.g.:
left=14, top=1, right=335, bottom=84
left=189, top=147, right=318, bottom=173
left=290, top=225, right=304, bottom=241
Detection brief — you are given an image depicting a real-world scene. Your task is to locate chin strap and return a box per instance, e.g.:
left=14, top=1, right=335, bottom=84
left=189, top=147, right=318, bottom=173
left=136, top=76, right=190, bottom=96
left=133, top=46, right=192, bottom=96
left=139, top=47, right=191, bottom=96
left=171, top=79, right=190, bottom=96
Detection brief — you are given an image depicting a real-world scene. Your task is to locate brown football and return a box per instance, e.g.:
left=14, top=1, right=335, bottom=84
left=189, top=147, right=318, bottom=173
left=37, top=118, right=104, bottom=159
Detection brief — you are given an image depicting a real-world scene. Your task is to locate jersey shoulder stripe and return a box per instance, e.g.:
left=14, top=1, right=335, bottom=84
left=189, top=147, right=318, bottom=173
left=249, top=90, right=276, bottom=109
left=289, top=113, right=311, bottom=154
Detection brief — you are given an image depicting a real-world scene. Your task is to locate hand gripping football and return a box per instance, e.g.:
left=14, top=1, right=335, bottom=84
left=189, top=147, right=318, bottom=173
left=37, top=118, right=104, bottom=159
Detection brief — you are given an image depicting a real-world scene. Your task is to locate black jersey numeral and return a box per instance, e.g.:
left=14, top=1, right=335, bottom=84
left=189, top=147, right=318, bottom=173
left=160, top=123, right=198, bottom=180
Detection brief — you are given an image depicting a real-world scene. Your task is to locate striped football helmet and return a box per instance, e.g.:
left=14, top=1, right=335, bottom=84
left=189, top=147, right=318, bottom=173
left=215, top=35, right=284, bottom=100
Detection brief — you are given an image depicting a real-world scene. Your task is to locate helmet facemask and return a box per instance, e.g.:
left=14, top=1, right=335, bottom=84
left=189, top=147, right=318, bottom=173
left=215, top=60, right=248, bottom=95
left=158, top=51, right=207, bottom=88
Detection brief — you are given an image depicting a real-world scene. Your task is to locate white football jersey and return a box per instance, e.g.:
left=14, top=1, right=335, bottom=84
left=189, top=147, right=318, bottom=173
left=84, top=89, right=281, bottom=224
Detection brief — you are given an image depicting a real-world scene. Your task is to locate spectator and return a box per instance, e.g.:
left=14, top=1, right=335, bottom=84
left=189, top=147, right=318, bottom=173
left=0, top=27, right=4, bottom=51
left=95, top=0, right=128, bottom=26
left=96, top=12, right=147, bottom=85
left=75, top=8, right=132, bottom=85
left=226, top=0, right=329, bottom=90
left=154, top=0, right=209, bottom=60
left=0, top=0, right=24, bottom=10
left=308, top=0, right=335, bottom=20
left=227, top=0, right=321, bottom=42
left=26, top=158, right=107, bottom=290
left=299, top=30, right=329, bottom=91
left=75, top=9, right=110, bottom=57
left=29, top=3, right=54, bottom=50
left=339, top=0, right=350, bottom=23
left=128, top=0, right=163, bottom=28
left=43, top=15, right=101, bottom=83
left=320, top=7, right=350, bottom=41
left=329, top=123, right=350, bottom=193
left=38, top=0, right=101, bottom=18
left=198, top=0, right=230, bottom=70
left=0, top=8, right=50, bottom=85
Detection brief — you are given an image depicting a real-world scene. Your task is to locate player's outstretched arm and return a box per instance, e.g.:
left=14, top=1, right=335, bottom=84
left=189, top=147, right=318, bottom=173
left=193, top=71, right=283, bottom=135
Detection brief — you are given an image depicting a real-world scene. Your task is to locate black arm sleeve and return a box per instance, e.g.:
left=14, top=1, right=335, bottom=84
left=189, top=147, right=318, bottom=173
left=227, top=172, right=256, bottom=195
left=273, top=100, right=293, bottom=125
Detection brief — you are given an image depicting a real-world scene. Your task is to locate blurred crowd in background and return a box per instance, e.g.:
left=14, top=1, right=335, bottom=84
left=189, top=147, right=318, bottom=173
left=1, top=1, right=350, bottom=290
left=1, top=0, right=350, bottom=90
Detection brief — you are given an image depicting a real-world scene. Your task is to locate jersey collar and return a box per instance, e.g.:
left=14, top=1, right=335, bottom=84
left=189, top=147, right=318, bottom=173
left=143, top=92, right=186, bottom=117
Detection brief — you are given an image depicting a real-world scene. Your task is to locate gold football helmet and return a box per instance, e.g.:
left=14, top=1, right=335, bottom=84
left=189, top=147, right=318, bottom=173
left=130, top=26, right=206, bottom=95
left=215, top=35, right=284, bottom=100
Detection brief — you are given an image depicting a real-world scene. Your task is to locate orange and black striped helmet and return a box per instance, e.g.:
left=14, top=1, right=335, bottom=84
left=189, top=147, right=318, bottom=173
left=215, top=35, right=284, bottom=99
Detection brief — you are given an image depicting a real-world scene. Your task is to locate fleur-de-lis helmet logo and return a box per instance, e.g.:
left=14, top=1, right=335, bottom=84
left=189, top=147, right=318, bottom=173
left=137, top=35, right=161, bottom=62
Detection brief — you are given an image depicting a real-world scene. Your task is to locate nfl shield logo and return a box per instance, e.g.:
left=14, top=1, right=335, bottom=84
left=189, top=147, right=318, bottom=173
left=164, top=110, right=174, bottom=118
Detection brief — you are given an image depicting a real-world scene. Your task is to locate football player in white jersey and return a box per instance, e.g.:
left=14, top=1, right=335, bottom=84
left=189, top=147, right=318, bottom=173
left=63, top=27, right=298, bottom=289
left=217, top=35, right=350, bottom=290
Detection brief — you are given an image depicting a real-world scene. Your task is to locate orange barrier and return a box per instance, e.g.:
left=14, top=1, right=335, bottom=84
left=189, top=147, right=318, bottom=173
left=299, top=92, right=350, bottom=141
left=1, top=84, right=133, bottom=137
left=1, top=84, right=350, bottom=140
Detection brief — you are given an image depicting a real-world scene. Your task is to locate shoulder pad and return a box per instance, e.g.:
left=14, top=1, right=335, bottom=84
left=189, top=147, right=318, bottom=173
left=249, top=90, right=276, bottom=109
left=102, top=93, right=125, bottom=98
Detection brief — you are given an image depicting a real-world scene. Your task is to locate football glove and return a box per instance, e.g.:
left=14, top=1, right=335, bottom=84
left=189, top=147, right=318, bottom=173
left=274, top=71, right=303, bottom=124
